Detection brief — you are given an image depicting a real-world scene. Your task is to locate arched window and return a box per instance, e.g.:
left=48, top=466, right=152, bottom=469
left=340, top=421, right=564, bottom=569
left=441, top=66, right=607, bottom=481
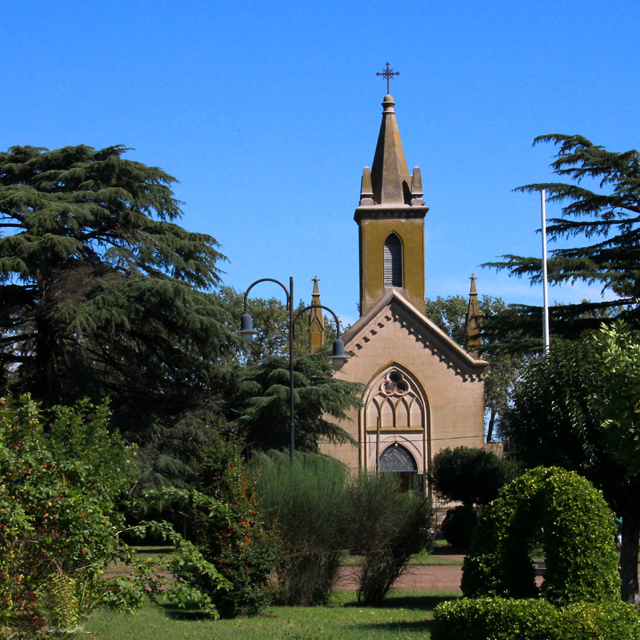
left=383, top=233, right=402, bottom=287
left=380, top=443, right=419, bottom=491
left=380, top=443, right=417, bottom=473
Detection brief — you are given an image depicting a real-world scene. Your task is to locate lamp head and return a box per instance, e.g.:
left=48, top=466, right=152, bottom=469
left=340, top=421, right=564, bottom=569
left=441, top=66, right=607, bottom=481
left=238, top=313, right=258, bottom=344
left=330, top=338, right=349, bottom=370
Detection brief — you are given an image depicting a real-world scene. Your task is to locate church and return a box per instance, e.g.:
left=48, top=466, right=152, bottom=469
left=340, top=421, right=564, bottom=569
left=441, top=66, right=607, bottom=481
left=314, top=90, right=488, bottom=489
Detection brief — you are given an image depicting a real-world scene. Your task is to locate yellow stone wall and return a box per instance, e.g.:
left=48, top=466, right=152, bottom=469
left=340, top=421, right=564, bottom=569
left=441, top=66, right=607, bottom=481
left=359, top=216, right=425, bottom=315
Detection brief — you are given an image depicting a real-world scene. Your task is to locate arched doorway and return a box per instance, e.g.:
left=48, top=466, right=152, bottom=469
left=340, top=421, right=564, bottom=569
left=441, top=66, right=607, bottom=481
left=380, top=443, right=419, bottom=491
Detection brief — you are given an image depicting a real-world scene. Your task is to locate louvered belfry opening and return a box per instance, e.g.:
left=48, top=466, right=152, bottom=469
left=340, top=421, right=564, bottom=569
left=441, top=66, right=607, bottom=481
left=383, top=233, right=402, bottom=287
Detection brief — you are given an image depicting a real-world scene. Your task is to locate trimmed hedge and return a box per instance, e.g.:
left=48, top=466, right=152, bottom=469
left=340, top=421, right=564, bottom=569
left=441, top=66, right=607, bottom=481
left=434, top=468, right=629, bottom=639
left=432, top=598, right=640, bottom=640
left=461, top=467, right=619, bottom=604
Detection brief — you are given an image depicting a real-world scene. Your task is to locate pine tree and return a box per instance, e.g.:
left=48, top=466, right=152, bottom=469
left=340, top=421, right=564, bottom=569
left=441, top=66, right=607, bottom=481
left=228, top=352, right=361, bottom=453
left=484, top=134, right=640, bottom=342
left=0, top=144, right=232, bottom=450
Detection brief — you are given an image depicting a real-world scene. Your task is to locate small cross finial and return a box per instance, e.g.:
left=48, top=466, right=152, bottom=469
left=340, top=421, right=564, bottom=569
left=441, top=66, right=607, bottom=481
left=376, top=62, right=399, bottom=94
left=470, top=273, right=477, bottom=282
left=313, top=275, right=320, bottom=284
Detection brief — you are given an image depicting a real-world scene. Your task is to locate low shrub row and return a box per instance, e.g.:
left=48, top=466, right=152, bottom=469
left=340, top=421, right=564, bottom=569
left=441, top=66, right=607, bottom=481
left=432, top=597, right=640, bottom=640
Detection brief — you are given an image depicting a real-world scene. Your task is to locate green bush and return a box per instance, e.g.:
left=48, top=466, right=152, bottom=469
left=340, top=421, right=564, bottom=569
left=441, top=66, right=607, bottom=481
left=254, top=451, right=349, bottom=606
left=0, top=395, right=139, bottom=638
left=432, top=598, right=640, bottom=640
left=430, top=446, right=520, bottom=507
left=462, top=467, right=619, bottom=604
left=348, top=473, right=433, bottom=606
left=440, top=505, right=478, bottom=550
left=181, top=427, right=280, bottom=618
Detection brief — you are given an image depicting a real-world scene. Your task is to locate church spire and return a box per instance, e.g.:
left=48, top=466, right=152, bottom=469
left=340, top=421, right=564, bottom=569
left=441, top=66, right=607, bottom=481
left=309, top=276, right=325, bottom=354
left=466, top=274, right=483, bottom=354
left=370, top=95, right=412, bottom=204
left=354, top=90, right=429, bottom=316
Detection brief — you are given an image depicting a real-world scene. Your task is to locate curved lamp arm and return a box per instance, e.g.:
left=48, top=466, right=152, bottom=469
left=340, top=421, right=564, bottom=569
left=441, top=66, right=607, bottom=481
left=243, top=278, right=291, bottom=313
left=292, top=304, right=348, bottom=370
left=292, top=304, right=342, bottom=339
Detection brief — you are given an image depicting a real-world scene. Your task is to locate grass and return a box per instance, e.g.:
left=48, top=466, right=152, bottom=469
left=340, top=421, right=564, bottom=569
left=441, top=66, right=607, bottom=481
left=72, top=590, right=459, bottom=640
left=332, top=549, right=464, bottom=568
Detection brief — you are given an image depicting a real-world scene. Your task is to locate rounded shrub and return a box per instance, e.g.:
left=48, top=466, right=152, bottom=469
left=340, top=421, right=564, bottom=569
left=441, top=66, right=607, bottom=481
left=462, top=467, right=619, bottom=604
left=434, top=467, right=630, bottom=640
left=430, top=446, right=520, bottom=507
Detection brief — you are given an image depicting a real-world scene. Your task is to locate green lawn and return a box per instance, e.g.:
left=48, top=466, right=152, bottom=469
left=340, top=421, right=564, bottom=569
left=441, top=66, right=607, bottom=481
left=73, top=590, right=459, bottom=640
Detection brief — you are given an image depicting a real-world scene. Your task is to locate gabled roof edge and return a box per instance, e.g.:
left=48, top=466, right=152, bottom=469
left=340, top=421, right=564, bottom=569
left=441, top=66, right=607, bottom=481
left=343, top=289, right=488, bottom=369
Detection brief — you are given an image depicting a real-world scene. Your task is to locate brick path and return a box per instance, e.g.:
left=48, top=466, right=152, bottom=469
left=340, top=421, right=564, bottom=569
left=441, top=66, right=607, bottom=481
left=335, top=564, right=464, bottom=592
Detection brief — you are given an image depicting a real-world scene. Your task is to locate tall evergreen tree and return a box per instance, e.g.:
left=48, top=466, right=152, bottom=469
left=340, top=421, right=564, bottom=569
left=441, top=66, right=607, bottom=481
left=0, top=145, right=232, bottom=449
left=484, top=134, right=640, bottom=343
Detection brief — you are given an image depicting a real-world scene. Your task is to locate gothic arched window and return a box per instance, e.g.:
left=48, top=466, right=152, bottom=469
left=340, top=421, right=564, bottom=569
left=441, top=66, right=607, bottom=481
left=380, top=443, right=417, bottom=472
left=366, top=368, right=425, bottom=430
left=383, top=233, right=402, bottom=287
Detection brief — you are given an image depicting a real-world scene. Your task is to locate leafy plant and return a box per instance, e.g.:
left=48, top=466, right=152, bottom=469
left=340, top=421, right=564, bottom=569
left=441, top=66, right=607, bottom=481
left=503, top=323, right=640, bottom=603
left=347, top=473, right=433, bottom=605
left=181, top=426, right=280, bottom=618
left=254, top=452, right=349, bottom=606
left=0, top=395, right=142, bottom=638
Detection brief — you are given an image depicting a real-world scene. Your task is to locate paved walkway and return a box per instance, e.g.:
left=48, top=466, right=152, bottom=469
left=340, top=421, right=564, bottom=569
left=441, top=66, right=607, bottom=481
left=336, top=548, right=466, bottom=592
left=336, top=564, right=464, bottom=592
left=335, top=549, right=554, bottom=592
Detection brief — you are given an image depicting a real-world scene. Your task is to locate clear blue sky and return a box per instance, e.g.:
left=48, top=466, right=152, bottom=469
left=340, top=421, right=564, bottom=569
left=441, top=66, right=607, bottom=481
left=3, top=0, right=639, bottom=326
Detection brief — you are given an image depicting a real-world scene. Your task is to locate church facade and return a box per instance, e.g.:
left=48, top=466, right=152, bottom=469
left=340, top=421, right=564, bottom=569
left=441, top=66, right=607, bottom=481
left=318, top=93, right=487, bottom=489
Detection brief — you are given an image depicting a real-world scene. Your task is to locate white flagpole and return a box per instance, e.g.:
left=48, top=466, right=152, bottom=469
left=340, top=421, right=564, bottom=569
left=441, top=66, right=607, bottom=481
left=541, top=189, right=550, bottom=353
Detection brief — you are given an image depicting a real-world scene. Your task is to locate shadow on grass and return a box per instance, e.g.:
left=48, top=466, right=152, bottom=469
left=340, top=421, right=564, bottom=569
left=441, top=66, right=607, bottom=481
left=342, top=594, right=456, bottom=611
left=159, top=601, right=214, bottom=621
left=357, top=619, right=435, bottom=634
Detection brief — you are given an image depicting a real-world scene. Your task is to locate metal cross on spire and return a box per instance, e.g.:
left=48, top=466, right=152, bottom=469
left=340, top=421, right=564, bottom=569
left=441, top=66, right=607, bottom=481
left=376, top=62, right=400, bottom=94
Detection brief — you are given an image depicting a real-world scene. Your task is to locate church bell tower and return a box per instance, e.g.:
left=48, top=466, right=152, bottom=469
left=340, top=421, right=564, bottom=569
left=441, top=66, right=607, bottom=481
left=355, top=94, right=429, bottom=316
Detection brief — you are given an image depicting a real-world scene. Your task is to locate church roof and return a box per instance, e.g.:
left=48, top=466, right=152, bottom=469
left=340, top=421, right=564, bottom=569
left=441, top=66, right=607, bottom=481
left=343, top=288, right=488, bottom=372
left=370, top=95, right=412, bottom=204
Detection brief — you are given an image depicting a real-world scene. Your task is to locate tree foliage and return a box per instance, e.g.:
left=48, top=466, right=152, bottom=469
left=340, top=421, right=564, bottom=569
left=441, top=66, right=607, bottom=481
left=426, top=295, right=528, bottom=441
left=430, top=446, right=519, bottom=507
left=0, top=144, right=233, bottom=453
left=484, top=134, right=640, bottom=343
left=229, top=352, right=361, bottom=453
left=0, top=144, right=364, bottom=491
left=503, top=323, right=640, bottom=604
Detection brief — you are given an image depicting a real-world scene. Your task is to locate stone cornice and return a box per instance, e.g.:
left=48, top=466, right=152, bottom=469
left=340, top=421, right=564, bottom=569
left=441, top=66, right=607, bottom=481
left=354, top=205, right=429, bottom=223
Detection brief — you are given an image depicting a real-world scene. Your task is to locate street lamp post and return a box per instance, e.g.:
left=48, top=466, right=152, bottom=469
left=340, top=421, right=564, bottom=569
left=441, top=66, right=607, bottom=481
left=237, top=277, right=348, bottom=465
